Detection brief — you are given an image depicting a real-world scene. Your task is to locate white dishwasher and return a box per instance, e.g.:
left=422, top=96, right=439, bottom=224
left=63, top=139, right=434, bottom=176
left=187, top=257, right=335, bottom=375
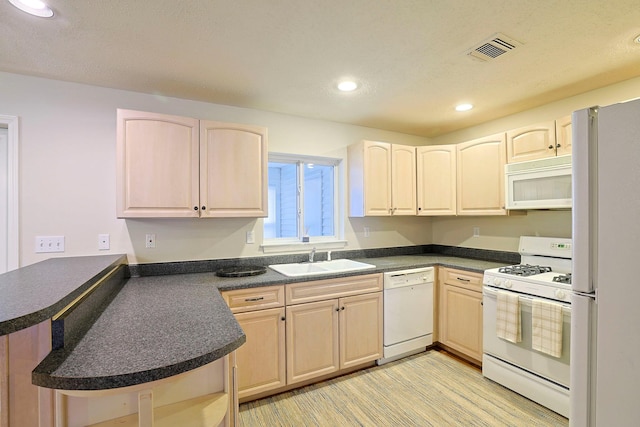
left=377, top=266, right=434, bottom=365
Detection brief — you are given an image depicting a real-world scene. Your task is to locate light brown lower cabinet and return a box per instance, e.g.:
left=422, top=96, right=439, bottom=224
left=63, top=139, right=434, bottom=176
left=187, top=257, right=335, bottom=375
left=438, top=267, right=483, bottom=364
left=234, top=307, right=286, bottom=398
left=286, top=292, right=383, bottom=385
left=223, top=274, right=383, bottom=401
left=286, top=299, right=340, bottom=384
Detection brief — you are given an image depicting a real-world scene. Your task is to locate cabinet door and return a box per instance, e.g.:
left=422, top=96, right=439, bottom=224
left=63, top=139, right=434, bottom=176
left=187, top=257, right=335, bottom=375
left=234, top=308, right=286, bottom=399
left=391, top=145, right=416, bottom=215
left=348, top=140, right=392, bottom=217
left=286, top=300, right=339, bottom=384
left=116, top=109, right=200, bottom=218
left=416, top=145, right=456, bottom=216
left=200, top=121, right=268, bottom=217
left=506, top=121, right=556, bottom=163
left=440, top=284, right=483, bottom=363
left=456, top=133, right=506, bottom=215
left=339, top=292, right=383, bottom=369
left=555, top=115, right=572, bottom=157
left=363, top=141, right=392, bottom=215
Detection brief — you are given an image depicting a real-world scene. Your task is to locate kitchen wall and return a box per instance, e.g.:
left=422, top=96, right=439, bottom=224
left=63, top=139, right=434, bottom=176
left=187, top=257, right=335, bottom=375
left=3, top=71, right=640, bottom=266
left=0, top=72, right=431, bottom=266
left=428, top=75, right=640, bottom=252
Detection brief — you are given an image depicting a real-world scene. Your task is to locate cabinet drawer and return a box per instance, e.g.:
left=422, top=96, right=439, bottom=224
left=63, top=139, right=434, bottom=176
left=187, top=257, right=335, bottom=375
left=222, top=285, right=285, bottom=313
left=286, top=273, right=383, bottom=305
left=440, top=268, right=482, bottom=292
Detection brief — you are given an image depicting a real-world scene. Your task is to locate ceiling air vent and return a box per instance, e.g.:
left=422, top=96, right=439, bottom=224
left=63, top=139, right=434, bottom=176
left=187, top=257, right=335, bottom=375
left=467, top=33, right=523, bottom=61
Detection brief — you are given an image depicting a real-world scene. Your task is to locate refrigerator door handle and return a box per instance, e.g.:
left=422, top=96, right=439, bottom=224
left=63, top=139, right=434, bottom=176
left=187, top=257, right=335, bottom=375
left=572, top=107, right=598, bottom=294
left=570, top=293, right=597, bottom=426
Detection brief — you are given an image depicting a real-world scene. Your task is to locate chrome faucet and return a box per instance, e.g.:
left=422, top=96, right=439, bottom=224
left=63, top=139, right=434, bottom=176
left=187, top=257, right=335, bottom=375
left=309, top=247, right=317, bottom=263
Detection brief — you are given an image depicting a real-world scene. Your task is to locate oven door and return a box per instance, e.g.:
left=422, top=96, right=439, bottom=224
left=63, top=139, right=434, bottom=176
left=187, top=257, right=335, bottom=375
left=483, top=286, right=571, bottom=387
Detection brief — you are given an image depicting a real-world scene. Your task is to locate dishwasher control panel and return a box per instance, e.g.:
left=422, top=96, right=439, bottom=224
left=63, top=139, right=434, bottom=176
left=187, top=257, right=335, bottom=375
left=383, top=266, right=434, bottom=289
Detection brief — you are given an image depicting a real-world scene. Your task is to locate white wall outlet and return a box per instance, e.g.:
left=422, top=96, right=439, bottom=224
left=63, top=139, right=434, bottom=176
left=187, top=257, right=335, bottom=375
left=35, top=236, right=65, bottom=253
left=246, top=231, right=255, bottom=244
left=98, top=234, right=110, bottom=250
left=364, top=226, right=370, bottom=238
left=473, top=227, right=480, bottom=237
left=145, top=233, right=156, bottom=248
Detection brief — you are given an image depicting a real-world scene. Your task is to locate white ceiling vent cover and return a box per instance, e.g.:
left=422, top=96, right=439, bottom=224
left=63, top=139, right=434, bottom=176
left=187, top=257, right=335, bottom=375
left=467, top=33, right=523, bottom=61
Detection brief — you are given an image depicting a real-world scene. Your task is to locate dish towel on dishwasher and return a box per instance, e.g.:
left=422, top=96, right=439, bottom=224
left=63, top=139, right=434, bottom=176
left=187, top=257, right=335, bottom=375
left=532, top=299, right=563, bottom=358
left=496, top=291, right=521, bottom=343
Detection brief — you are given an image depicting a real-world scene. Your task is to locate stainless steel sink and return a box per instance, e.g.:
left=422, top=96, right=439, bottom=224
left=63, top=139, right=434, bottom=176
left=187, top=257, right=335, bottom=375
left=269, top=259, right=376, bottom=277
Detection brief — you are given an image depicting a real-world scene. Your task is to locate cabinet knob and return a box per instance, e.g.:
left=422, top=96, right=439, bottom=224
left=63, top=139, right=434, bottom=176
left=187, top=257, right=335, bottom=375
left=556, top=143, right=561, bottom=148
left=341, top=306, right=345, bottom=311
left=335, top=307, right=340, bottom=312
left=281, top=316, right=286, bottom=321
left=194, top=206, right=199, bottom=211
left=548, top=145, right=554, bottom=149
left=201, top=206, right=206, bottom=211
left=418, top=207, right=422, bottom=211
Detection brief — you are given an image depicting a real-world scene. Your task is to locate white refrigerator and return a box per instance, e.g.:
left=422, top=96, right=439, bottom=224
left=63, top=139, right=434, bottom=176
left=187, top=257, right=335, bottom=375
left=571, top=99, right=640, bottom=426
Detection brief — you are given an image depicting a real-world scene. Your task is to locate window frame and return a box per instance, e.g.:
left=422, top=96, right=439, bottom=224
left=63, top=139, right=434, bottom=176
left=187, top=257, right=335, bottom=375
left=261, top=152, right=346, bottom=253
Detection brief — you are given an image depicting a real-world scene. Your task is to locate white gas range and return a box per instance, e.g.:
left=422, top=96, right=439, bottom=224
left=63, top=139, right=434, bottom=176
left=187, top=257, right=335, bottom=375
left=483, top=240, right=572, bottom=303
left=482, top=236, right=572, bottom=418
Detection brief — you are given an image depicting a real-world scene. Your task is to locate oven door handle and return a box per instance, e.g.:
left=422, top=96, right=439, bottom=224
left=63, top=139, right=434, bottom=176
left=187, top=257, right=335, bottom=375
left=483, top=286, right=571, bottom=314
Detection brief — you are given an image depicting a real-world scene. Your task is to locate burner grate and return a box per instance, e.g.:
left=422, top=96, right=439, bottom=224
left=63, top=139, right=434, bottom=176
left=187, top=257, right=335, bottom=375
left=498, top=264, right=552, bottom=277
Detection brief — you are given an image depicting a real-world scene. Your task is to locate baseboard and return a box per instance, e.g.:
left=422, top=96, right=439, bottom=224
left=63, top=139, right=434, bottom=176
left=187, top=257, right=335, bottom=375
left=239, top=361, right=376, bottom=404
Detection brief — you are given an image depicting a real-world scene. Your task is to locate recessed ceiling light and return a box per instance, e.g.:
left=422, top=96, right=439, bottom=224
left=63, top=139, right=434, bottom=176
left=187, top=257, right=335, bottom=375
left=634, top=34, right=640, bottom=44
left=7, top=0, right=54, bottom=17
left=455, top=103, right=474, bottom=112
left=337, top=81, right=358, bottom=92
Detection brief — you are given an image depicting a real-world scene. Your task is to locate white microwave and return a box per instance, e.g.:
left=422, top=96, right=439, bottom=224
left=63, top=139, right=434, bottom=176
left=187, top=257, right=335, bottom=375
left=505, top=155, right=572, bottom=210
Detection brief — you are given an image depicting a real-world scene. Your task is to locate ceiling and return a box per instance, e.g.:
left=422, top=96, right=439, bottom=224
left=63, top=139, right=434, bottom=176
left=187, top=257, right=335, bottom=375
left=2, top=1, right=640, bottom=138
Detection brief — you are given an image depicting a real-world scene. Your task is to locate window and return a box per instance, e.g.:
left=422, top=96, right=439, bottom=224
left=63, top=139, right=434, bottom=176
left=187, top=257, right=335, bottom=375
left=264, top=153, right=342, bottom=249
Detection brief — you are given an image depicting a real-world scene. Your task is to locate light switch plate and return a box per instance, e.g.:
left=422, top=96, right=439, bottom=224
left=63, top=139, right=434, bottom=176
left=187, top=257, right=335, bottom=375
left=35, top=236, right=65, bottom=253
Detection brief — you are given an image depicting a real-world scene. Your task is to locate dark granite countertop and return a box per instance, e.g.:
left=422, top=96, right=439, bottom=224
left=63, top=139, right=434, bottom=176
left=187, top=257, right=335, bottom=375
left=27, top=249, right=513, bottom=391
left=33, top=276, right=245, bottom=390
left=209, top=254, right=507, bottom=291
left=0, top=254, right=128, bottom=336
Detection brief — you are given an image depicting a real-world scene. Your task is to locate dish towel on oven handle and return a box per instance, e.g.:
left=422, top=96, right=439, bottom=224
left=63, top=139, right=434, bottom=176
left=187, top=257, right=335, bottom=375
left=532, top=299, right=563, bottom=358
left=496, top=291, right=521, bottom=343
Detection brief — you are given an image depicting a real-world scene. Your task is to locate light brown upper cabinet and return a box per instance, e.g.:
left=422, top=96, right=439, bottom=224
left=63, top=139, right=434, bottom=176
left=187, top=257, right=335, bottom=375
left=348, top=140, right=416, bottom=216
left=416, top=145, right=457, bottom=216
left=199, top=120, right=268, bottom=217
left=456, top=133, right=507, bottom=216
left=554, top=115, right=572, bottom=157
left=117, top=109, right=267, bottom=218
left=506, top=116, right=572, bottom=163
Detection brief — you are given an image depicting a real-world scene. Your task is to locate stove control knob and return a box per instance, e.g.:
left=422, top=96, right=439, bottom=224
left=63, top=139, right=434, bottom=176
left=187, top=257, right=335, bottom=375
left=493, top=278, right=503, bottom=286
left=555, top=289, right=567, bottom=300
left=504, top=280, right=513, bottom=289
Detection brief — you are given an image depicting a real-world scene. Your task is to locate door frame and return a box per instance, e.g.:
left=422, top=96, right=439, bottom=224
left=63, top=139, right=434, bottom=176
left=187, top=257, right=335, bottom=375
left=0, top=114, right=19, bottom=271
